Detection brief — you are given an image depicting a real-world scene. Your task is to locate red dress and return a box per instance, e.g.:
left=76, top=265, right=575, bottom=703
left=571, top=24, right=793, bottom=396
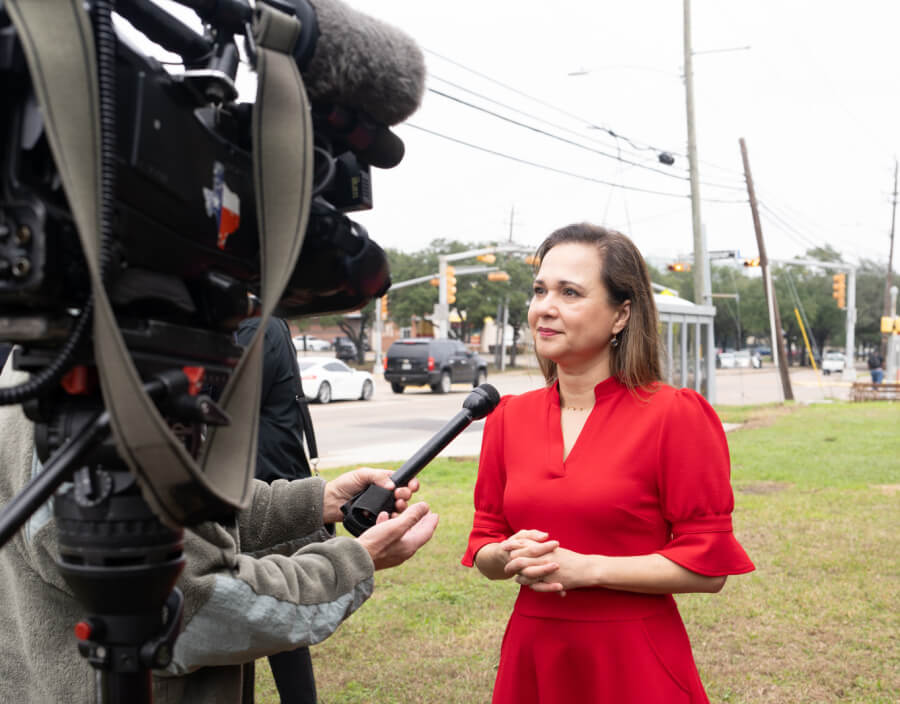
left=462, top=377, right=754, bottom=704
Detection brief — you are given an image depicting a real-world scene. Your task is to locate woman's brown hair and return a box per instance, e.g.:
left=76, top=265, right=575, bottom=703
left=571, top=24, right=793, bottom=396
left=532, top=223, right=662, bottom=391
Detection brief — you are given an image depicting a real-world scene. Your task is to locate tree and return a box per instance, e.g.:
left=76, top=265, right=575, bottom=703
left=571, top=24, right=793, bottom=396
left=384, top=248, right=439, bottom=327
left=315, top=301, right=374, bottom=365
left=495, top=255, right=534, bottom=366
left=853, top=258, right=889, bottom=350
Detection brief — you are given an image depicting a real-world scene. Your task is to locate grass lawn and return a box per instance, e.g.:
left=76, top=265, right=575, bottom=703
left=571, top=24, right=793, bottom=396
left=256, top=401, right=899, bottom=704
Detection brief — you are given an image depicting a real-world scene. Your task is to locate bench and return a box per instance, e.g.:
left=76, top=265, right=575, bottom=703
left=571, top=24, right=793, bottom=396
left=850, top=381, right=900, bottom=401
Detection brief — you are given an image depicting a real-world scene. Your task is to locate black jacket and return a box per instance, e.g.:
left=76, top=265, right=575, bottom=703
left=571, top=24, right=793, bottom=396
left=236, top=317, right=312, bottom=482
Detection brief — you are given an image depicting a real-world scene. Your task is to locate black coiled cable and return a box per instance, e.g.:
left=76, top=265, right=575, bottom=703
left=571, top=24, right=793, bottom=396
left=0, top=0, right=116, bottom=405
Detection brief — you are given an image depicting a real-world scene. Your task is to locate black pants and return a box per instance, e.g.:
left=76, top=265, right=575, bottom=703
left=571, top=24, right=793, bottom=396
left=269, top=647, right=317, bottom=704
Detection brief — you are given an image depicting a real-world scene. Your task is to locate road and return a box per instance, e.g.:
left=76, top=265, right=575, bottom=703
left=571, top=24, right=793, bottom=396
left=308, top=365, right=857, bottom=469
left=308, top=369, right=546, bottom=468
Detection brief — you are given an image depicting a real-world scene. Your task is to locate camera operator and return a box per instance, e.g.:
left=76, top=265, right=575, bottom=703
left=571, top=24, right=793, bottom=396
left=0, top=360, right=438, bottom=703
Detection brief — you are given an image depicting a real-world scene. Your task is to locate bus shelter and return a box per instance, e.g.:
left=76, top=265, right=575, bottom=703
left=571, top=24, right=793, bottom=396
left=654, top=292, right=717, bottom=404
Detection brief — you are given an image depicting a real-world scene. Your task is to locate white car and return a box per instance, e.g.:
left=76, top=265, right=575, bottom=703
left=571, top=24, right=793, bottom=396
left=293, top=335, right=331, bottom=352
left=298, top=356, right=375, bottom=404
left=821, top=352, right=845, bottom=375
left=718, top=349, right=761, bottom=369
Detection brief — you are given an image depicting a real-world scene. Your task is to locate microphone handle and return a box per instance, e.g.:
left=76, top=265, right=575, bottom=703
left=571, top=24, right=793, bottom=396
left=390, top=408, right=473, bottom=487
left=340, top=408, right=474, bottom=537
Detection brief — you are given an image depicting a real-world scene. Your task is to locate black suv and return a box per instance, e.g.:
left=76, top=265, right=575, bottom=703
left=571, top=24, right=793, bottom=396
left=384, top=338, right=488, bottom=394
left=333, top=336, right=358, bottom=361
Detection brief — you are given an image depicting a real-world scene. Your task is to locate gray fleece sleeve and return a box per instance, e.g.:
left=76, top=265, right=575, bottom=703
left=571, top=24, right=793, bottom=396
left=166, top=513, right=374, bottom=674
left=237, top=477, right=333, bottom=556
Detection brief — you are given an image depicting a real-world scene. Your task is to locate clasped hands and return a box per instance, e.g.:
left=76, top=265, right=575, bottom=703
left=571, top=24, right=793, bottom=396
left=501, top=529, right=584, bottom=597
left=323, top=468, right=439, bottom=570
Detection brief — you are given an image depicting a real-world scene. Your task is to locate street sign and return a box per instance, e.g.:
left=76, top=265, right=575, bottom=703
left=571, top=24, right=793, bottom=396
left=708, top=249, right=741, bottom=260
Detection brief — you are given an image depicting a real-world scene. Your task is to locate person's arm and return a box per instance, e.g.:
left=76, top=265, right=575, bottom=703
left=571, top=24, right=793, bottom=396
left=505, top=389, right=753, bottom=597
left=504, top=546, right=725, bottom=595
left=473, top=529, right=558, bottom=581
left=461, top=397, right=516, bottom=570
left=239, top=467, right=422, bottom=556
left=167, top=479, right=435, bottom=675
left=237, top=476, right=331, bottom=556
left=166, top=468, right=435, bottom=675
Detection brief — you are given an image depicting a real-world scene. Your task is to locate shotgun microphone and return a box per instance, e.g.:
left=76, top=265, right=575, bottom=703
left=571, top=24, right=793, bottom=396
left=341, top=383, right=500, bottom=537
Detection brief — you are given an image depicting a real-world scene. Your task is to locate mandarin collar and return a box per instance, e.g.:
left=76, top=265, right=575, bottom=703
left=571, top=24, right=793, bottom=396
left=549, top=375, right=624, bottom=408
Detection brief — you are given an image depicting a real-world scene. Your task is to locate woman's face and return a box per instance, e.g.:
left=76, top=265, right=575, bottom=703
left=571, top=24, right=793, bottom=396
left=527, top=242, right=630, bottom=371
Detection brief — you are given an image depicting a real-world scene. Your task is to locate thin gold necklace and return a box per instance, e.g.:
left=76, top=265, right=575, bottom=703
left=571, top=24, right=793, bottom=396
left=561, top=405, right=591, bottom=412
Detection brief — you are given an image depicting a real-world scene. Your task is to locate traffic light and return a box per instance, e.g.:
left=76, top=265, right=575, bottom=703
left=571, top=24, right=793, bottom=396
left=487, top=271, right=510, bottom=282
left=524, top=255, right=540, bottom=267
left=380, top=296, right=389, bottom=320
left=476, top=253, right=496, bottom=264
left=742, top=257, right=760, bottom=267
left=429, top=277, right=439, bottom=287
left=667, top=262, right=691, bottom=272
left=445, top=265, right=457, bottom=304
left=831, top=273, right=846, bottom=309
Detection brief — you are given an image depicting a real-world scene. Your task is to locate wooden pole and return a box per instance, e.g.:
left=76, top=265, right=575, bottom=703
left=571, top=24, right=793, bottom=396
left=739, top=138, right=794, bottom=401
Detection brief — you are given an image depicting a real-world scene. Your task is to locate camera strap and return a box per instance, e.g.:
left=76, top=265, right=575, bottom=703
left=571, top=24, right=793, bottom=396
left=275, top=319, right=319, bottom=467
left=5, top=0, right=314, bottom=527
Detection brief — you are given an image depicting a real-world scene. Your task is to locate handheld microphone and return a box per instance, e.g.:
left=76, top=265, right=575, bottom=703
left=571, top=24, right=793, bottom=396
left=340, top=384, right=501, bottom=537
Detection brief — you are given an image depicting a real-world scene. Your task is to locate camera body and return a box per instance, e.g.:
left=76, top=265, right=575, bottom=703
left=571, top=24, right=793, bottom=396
left=0, top=5, right=390, bottom=354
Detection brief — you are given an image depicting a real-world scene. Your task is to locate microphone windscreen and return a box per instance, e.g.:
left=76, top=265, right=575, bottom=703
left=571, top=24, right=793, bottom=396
left=303, top=0, right=426, bottom=126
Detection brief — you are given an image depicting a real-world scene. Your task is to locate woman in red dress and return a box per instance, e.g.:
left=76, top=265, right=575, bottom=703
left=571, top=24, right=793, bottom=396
left=462, top=223, right=754, bottom=703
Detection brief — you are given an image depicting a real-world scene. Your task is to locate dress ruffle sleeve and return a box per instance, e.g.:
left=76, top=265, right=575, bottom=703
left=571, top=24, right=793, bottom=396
left=654, top=389, right=755, bottom=576
left=461, top=396, right=513, bottom=566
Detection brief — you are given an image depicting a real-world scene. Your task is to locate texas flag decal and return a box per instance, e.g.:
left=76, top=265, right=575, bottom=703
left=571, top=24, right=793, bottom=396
left=203, top=161, right=241, bottom=250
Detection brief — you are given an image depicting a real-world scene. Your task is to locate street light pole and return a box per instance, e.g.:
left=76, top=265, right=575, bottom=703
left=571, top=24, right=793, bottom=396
left=683, top=0, right=710, bottom=307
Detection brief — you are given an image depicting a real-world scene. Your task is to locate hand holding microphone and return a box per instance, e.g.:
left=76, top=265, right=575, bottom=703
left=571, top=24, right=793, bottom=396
left=323, top=467, right=437, bottom=569
left=340, top=384, right=501, bottom=537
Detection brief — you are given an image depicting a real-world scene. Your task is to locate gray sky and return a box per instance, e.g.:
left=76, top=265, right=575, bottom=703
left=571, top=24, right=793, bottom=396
left=340, top=0, right=900, bottom=269
left=140, top=1, right=900, bottom=268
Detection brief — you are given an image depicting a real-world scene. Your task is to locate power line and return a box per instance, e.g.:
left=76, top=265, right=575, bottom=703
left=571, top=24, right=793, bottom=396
left=424, top=47, right=750, bottom=185
left=429, top=74, right=651, bottom=161
left=425, top=48, right=668, bottom=155
left=406, top=124, right=687, bottom=197
left=427, top=83, right=746, bottom=192
left=405, top=123, right=747, bottom=204
left=427, top=87, right=694, bottom=182
left=757, top=202, right=821, bottom=251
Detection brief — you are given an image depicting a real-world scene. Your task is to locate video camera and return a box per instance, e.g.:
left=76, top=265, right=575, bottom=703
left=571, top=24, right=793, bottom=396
left=0, top=0, right=398, bottom=351
left=0, top=0, right=424, bottom=520
left=0, top=1, right=423, bottom=695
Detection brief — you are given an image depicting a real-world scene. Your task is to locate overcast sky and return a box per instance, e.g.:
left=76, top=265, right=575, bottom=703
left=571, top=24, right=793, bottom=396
left=142, top=1, right=900, bottom=271
left=332, top=0, right=900, bottom=271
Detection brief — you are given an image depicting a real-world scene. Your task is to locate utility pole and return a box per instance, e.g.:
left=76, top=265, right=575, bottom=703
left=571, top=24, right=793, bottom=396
left=739, top=137, right=793, bottom=401
left=887, top=286, right=899, bottom=382
left=683, top=0, right=709, bottom=307
left=883, top=159, right=898, bottom=357
left=372, top=297, right=384, bottom=374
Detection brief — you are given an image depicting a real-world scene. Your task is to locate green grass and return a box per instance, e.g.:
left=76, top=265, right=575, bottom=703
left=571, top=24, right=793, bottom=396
left=256, top=402, right=899, bottom=704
